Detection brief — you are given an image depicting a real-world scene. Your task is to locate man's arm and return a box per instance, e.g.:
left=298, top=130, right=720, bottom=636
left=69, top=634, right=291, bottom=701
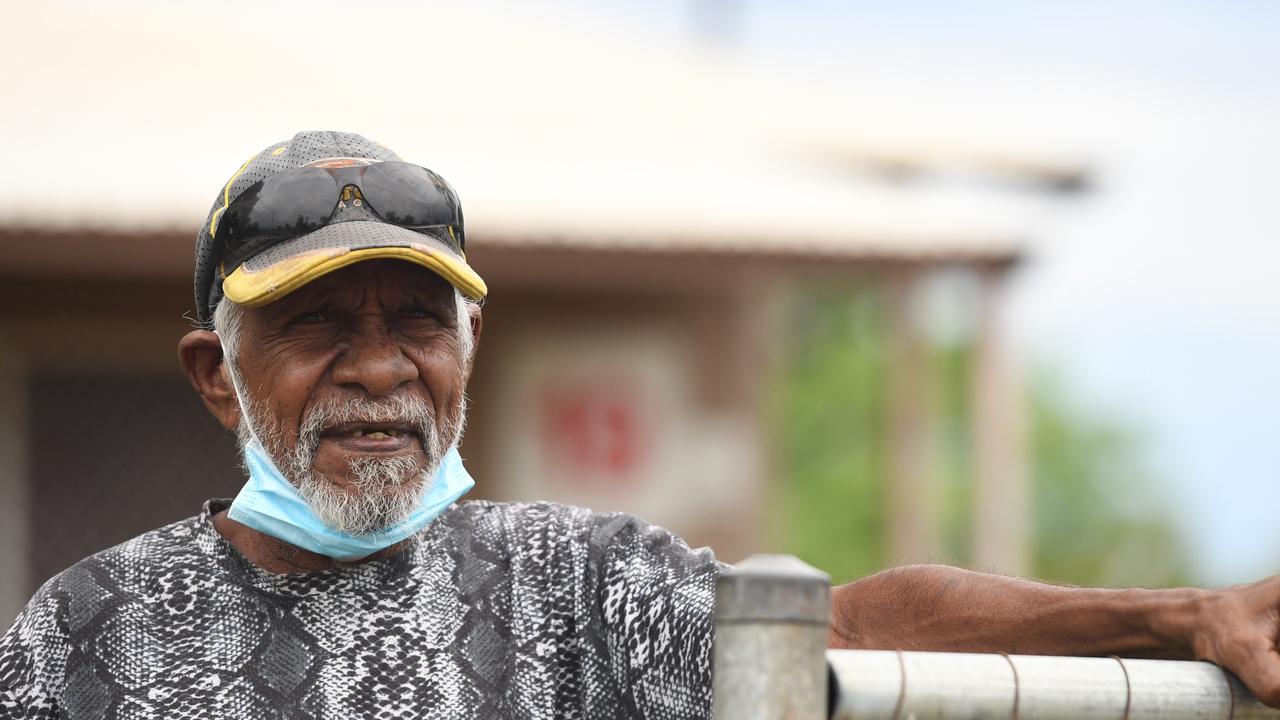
left=829, top=565, right=1280, bottom=706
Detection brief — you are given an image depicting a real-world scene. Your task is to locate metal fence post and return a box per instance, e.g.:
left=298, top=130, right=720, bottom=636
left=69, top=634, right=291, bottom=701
left=713, top=554, right=831, bottom=719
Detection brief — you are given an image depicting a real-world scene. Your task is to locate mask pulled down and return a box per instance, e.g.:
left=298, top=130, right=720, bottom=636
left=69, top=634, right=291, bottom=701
left=228, top=439, right=475, bottom=561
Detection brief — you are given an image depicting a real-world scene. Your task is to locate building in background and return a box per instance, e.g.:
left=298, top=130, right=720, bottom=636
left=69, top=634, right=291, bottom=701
left=0, top=1, right=1082, bottom=622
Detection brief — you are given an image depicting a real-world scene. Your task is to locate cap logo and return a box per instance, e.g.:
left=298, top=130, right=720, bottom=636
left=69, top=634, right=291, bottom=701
left=337, top=186, right=364, bottom=211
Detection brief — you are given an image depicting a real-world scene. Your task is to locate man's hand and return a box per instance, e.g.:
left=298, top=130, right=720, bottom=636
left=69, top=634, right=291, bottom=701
left=828, top=565, right=1280, bottom=708
left=1190, top=577, right=1280, bottom=707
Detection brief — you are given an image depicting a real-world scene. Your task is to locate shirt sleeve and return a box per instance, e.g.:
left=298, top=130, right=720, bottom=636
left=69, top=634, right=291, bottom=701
left=0, top=583, right=68, bottom=719
left=589, top=512, right=723, bottom=720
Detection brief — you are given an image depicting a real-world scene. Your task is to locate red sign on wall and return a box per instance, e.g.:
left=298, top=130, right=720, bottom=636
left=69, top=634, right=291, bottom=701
left=537, top=378, right=650, bottom=486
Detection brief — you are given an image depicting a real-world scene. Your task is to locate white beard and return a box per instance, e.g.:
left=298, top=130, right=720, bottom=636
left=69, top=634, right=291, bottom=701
left=296, top=453, right=427, bottom=537
left=230, top=369, right=467, bottom=536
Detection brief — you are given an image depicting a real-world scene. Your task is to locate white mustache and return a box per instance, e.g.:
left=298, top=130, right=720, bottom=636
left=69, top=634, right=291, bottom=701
left=297, top=394, right=440, bottom=456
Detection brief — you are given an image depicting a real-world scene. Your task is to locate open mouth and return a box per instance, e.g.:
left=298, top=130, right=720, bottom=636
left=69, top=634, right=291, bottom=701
left=320, top=422, right=421, bottom=452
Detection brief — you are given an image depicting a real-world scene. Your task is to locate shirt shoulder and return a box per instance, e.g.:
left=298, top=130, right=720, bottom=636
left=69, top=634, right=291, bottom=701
left=1, top=513, right=209, bottom=711
left=23, top=512, right=207, bottom=620
left=441, top=500, right=721, bottom=718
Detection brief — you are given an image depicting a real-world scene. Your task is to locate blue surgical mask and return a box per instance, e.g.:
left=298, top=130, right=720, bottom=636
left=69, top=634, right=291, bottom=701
left=227, top=439, right=475, bottom=562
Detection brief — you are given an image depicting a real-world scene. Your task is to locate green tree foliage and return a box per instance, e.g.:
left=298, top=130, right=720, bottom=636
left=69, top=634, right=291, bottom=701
left=770, top=286, right=1192, bottom=588
left=767, top=287, right=886, bottom=584
left=1029, top=372, right=1193, bottom=588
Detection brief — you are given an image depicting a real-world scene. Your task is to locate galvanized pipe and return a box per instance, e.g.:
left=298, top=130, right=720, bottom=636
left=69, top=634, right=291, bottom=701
left=712, top=554, right=831, bottom=720
left=828, top=649, right=1280, bottom=719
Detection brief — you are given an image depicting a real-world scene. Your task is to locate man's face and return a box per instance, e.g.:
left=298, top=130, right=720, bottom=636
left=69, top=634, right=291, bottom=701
left=227, top=260, right=474, bottom=534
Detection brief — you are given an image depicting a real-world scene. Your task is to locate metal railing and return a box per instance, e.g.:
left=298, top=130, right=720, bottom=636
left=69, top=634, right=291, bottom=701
left=712, top=554, right=1280, bottom=719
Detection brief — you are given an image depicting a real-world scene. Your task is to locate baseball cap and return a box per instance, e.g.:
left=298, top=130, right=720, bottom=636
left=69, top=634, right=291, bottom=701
left=194, top=130, right=487, bottom=325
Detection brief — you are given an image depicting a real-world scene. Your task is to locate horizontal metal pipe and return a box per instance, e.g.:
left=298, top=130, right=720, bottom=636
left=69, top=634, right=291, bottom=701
left=828, top=649, right=1279, bottom=719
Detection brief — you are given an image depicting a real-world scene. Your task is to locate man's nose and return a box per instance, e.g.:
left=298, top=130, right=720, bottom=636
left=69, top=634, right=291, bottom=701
left=331, top=324, right=418, bottom=396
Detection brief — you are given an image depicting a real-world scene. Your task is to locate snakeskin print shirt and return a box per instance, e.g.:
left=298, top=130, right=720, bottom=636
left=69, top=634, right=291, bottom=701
left=0, top=499, right=721, bottom=719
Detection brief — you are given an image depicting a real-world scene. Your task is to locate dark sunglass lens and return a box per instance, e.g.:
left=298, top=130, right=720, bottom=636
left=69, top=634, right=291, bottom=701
left=220, top=169, right=336, bottom=248
left=253, top=169, right=338, bottom=232
left=360, top=163, right=459, bottom=228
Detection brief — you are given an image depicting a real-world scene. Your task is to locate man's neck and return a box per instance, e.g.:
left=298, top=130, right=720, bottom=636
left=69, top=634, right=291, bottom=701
left=210, top=509, right=408, bottom=574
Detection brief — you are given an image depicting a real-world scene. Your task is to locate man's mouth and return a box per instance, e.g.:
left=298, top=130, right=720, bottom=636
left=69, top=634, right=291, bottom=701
left=320, top=422, right=421, bottom=453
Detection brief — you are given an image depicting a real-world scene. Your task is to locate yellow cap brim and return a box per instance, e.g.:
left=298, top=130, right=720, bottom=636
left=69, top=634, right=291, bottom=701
left=223, top=242, right=487, bottom=308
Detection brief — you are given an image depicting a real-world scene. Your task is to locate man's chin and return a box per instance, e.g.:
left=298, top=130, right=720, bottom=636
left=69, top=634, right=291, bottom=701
left=311, top=448, right=428, bottom=483
left=307, top=472, right=412, bottom=496
left=298, top=475, right=429, bottom=537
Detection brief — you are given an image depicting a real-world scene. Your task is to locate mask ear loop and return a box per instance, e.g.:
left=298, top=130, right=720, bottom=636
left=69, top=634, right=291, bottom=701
left=216, top=330, right=266, bottom=451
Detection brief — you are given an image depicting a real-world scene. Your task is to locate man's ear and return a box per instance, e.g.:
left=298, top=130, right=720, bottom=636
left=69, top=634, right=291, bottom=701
left=178, top=330, right=241, bottom=432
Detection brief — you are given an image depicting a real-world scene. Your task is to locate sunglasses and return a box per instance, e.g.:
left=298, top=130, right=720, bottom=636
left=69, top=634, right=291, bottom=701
left=210, top=161, right=465, bottom=269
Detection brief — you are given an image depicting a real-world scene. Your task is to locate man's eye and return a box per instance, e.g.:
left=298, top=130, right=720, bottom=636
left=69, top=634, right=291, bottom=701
left=400, top=307, right=438, bottom=321
left=293, top=311, right=327, bottom=324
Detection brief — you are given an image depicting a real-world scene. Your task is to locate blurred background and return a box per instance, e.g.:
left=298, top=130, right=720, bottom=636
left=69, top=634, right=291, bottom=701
left=2, top=0, right=1279, bottom=624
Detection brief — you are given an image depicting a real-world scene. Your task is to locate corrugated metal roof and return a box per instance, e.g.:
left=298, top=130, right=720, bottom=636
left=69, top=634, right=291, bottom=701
left=0, top=1, right=1060, bottom=264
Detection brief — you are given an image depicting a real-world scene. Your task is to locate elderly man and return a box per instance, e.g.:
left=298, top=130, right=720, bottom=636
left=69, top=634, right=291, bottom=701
left=2, top=131, right=1280, bottom=719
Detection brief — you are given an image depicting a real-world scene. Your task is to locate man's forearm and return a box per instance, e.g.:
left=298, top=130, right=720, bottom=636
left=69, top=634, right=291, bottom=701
left=829, top=564, right=1208, bottom=659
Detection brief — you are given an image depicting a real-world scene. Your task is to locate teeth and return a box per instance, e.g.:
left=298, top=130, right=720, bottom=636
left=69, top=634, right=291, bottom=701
left=343, top=428, right=402, bottom=439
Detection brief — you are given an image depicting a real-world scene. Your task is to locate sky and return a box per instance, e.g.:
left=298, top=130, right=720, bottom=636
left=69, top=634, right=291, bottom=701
left=547, top=0, right=1280, bottom=585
